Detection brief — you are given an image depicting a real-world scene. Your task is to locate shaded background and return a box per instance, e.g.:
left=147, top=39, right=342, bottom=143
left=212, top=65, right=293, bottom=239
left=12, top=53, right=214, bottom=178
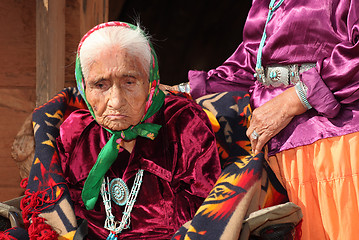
left=113, top=0, right=251, bottom=85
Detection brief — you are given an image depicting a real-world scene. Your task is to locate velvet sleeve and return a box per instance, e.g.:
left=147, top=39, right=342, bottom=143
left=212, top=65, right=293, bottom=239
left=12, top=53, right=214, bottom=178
left=301, top=2, right=359, bottom=118
left=189, top=42, right=256, bottom=100
left=166, top=98, right=221, bottom=199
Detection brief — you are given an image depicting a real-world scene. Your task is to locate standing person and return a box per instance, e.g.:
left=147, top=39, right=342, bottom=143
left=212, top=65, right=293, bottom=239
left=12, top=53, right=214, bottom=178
left=183, top=0, right=359, bottom=239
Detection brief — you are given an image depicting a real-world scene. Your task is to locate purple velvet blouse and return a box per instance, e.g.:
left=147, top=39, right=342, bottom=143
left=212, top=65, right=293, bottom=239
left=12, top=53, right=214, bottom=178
left=189, top=0, right=359, bottom=155
left=57, top=95, right=221, bottom=239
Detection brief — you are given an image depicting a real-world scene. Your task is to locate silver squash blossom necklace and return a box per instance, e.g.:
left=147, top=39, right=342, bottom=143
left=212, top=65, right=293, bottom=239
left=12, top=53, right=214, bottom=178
left=100, top=169, right=144, bottom=240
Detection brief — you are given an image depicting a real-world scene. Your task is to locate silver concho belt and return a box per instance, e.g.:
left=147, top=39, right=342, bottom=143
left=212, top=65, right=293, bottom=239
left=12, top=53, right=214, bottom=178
left=255, top=63, right=316, bottom=87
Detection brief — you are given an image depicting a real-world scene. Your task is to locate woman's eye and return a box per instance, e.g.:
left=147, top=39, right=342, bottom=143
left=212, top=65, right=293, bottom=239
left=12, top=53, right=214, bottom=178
left=123, top=78, right=137, bottom=86
left=96, top=83, right=104, bottom=88
left=93, top=79, right=108, bottom=89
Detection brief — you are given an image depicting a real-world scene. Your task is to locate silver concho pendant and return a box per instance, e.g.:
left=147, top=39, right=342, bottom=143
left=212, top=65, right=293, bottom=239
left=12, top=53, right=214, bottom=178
left=109, top=178, right=129, bottom=206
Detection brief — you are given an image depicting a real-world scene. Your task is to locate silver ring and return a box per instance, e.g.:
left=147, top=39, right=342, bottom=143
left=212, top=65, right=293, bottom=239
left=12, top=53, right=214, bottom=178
left=251, top=130, right=260, bottom=140
left=178, top=82, right=191, bottom=94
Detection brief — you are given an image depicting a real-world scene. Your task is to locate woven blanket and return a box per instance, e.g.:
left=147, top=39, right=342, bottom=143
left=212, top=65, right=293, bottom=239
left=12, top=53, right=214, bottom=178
left=2, top=87, right=87, bottom=239
left=2, top=89, right=287, bottom=240
left=172, top=91, right=288, bottom=240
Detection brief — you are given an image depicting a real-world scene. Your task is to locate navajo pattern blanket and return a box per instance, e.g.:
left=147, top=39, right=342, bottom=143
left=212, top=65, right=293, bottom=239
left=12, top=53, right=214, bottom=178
left=1, top=88, right=288, bottom=240
left=2, top=87, right=86, bottom=239
left=172, top=91, right=288, bottom=240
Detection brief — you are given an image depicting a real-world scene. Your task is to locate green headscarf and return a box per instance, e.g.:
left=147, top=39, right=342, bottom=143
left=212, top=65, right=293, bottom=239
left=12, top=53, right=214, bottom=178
left=75, top=22, right=165, bottom=210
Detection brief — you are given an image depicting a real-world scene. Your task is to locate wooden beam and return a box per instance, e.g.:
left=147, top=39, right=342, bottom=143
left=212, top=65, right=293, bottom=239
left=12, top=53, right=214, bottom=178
left=64, top=0, right=109, bottom=88
left=36, top=0, right=65, bottom=106
left=80, top=0, right=109, bottom=36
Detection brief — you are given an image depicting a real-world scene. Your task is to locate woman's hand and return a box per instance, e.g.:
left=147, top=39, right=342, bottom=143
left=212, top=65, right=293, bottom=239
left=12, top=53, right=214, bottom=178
left=246, top=87, right=307, bottom=155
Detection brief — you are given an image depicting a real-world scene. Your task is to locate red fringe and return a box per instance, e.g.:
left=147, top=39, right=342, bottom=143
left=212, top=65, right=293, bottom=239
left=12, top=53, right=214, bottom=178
left=20, top=178, right=28, bottom=189
left=20, top=183, right=65, bottom=240
left=0, top=231, right=17, bottom=240
left=28, top=217, right=58, bottom=240
left=21, top=185, right=64, bottom=228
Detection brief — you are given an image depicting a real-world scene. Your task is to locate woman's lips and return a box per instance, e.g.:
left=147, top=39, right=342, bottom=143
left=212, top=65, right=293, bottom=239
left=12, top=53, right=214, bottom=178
left=105, top=114, right=126, bottom=120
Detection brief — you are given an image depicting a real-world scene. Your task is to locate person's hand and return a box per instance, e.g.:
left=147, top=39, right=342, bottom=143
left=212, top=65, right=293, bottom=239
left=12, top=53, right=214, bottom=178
left=246, top=87, right=307, bottom=155
left=159, top=84, right=178, bottom=93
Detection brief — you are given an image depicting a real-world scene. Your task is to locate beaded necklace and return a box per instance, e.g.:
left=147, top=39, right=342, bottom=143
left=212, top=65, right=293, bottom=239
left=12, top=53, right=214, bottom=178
left=100, top=169, right=144, bottom=240
left=254, top=0, right=284, bottom=83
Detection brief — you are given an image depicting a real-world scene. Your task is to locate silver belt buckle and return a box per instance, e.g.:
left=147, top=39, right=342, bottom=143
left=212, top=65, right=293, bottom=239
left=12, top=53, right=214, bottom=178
left=266, top=65, right=290, bottom=87
left=255, top=67, right=266, bottom=85
left=255, top=63, right=315, bottom=87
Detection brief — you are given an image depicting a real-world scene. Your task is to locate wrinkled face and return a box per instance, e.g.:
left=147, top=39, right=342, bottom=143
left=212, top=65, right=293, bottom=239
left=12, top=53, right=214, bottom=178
left=85, top=46, right=149, bottom=131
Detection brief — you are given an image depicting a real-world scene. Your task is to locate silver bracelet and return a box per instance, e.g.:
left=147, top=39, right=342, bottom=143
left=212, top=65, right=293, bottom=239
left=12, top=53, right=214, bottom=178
left=178, top=82, right=191, bottom=94
left=294, top=81, right=312, bottom=110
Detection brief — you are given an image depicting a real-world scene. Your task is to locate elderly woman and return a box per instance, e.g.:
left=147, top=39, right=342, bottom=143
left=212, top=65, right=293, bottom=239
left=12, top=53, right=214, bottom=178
left=4, top=22, right=220, bottom=240
left=60, top=22, right=221, bottom=239
left=174, top=0, right=359, bottom=239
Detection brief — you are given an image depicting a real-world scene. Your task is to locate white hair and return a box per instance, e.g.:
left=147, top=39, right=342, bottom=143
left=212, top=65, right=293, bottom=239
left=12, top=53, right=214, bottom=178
left=79, top=25, right=151, bottom=80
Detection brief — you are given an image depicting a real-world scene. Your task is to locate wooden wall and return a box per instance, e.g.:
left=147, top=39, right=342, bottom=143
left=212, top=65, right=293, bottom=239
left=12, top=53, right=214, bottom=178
left=0, top=0, right=110, bottom=202
left=0, top=1, right=36, bottom=202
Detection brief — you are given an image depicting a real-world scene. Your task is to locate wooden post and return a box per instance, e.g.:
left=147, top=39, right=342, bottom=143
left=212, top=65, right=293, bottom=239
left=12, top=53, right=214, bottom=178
left=80, top=0, right=109, bottom=36
left=36, top=0, right=65, bottom=106
left=65, top=0, right=109, bottom=88
left=36, top=0, right=109, bottom=105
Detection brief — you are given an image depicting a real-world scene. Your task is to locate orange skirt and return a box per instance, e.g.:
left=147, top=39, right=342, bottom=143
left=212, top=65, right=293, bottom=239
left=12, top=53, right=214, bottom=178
left=268, top=132, right=359, bottom=240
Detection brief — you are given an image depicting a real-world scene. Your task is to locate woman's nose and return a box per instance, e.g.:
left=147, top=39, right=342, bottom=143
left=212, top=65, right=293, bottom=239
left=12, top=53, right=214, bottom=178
left=108, top=86, right=125, bottom=109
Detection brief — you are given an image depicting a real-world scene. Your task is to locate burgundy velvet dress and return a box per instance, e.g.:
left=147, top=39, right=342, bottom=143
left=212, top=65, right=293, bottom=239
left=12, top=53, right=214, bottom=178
left=57, top=95, right=221, bottom=239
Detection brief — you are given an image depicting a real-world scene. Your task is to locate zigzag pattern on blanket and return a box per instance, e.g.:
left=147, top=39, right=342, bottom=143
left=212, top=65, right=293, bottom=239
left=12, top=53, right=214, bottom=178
left=22, top=87, right=86, bottom=238
left=172, top=91, right=288, bottom=240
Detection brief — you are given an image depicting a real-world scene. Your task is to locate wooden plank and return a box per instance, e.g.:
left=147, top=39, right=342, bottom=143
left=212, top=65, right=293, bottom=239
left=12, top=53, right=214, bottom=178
left=0, top=89, right=35, bottom=159
left=0, top=88, right=34, bottom=201
left=0, top=1, right=36, bottom=88
left=0, top=159, right=24, bottom=201
left=64, top=0, right=109, bottom=88
left=36, top=0, right=66, bottom=107
left=80, top=0, right=109, bottom=36
left=0, top=88, right=34, bottom=202
left=64, top=0, right=83, bottom=88
left=0, top=0, right=36, bottom=202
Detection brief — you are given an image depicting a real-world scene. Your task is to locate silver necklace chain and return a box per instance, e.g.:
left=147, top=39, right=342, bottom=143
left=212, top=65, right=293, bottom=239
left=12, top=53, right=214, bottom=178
left=100, top=169, right=144, bottom=236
